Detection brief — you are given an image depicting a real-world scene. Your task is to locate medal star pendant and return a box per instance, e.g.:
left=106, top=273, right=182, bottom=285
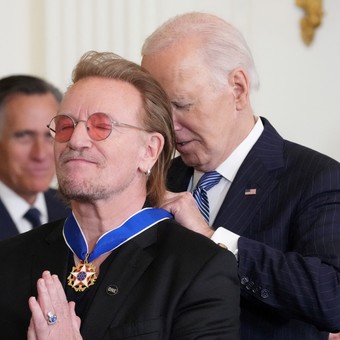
left=67, top=257, right=97, bottom=292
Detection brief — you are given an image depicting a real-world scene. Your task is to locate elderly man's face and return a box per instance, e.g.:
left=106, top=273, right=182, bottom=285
left=142, top=38, right=240, bottom=172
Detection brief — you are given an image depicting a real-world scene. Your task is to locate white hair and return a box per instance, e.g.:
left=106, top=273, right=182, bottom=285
left=142, top=12, right=260, bottom=91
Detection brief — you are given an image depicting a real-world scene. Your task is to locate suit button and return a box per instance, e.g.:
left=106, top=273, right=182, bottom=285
left=245, top=281, right=255, bottom=290
left=260, top=289, right=269, bottom=299
left=241, top=277, right=249, bottom=285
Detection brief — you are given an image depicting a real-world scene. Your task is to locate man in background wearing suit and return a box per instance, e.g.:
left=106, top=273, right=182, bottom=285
left=141, top=12, right=340, bottom=339
left=0, top=75, right=69, bottom=240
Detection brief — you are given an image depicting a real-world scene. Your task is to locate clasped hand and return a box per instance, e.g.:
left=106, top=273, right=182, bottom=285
left=27, top=271, right=82, bottom=340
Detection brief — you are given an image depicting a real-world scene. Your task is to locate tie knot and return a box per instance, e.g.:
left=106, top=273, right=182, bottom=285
left=196, top=171, right=222, bottom=191
left=24, top=207, right=42, bottom=228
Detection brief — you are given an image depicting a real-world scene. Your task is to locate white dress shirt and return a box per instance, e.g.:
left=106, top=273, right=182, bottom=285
left=0, top=181, right=48, bottom=233
left=190, top=117, right=264, bottom=258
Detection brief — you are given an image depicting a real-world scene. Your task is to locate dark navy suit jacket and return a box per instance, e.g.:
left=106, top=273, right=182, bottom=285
left=0, top=188, right=69, bottom=241
left=167, top=117, right=340, bottom=339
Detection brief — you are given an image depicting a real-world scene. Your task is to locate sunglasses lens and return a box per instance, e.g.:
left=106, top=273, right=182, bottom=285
left=49, top=115, right=75, bottom=142
left=48, top=113, right=113, bottom=142
left=87, top=113, right=112, bottom=141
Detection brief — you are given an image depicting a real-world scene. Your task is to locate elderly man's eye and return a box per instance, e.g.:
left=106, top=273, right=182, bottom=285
left=172, top=102, right=192, bottom=111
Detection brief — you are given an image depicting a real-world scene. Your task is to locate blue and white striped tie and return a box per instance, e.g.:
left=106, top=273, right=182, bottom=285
left=192, top=171, right=222, bottom=223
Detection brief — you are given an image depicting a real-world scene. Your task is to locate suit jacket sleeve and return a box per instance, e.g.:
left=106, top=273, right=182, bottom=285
left=237, top=158, right=340, bottom=332
left=214, top=125, right=340, bottom=334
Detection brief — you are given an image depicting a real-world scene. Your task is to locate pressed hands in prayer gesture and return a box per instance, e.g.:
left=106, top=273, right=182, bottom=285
left=27, top=271, right=82, bottom=340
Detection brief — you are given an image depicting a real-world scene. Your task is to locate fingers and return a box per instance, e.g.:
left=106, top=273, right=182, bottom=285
left=36, top=271, right=57, bottom=323
left=161, top=191, right=213, bottom=236
left=27, top=319, right=38, bottom=340
left=28, top=271, right=83, bottom=339
left=28, top=296, right=50, bottom=339
left=27, top=317, right=38, bottom=340
left=37, top=271, right=71, bottom=325
left=69, top=301, right=82, bottom=329
left=42, top=271, right=68, bottom=307
left=162, top=191, right=198, bottom=214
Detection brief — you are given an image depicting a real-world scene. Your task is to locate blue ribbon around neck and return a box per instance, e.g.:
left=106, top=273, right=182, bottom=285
left=63, top=207, right=173, bottom=262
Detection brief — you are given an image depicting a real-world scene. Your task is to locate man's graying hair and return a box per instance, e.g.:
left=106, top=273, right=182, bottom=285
left=71, top=51, right=175, bottom=207
left=142, top=12, right=260, bottom=91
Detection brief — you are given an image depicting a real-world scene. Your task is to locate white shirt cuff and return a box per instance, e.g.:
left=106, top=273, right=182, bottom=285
left=211, top=227, right=240, bottom=260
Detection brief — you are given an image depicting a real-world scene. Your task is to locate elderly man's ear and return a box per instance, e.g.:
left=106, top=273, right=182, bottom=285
left=230, top=68, right=249, bottom=111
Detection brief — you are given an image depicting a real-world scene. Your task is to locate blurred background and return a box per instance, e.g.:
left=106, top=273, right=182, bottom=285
left=1, top=0, right=339, bottom=160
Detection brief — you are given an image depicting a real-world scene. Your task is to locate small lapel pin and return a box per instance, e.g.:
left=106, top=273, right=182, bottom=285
left=106, top=284, right=119, bottom=296
left=245, top=188, right=257, bottom=195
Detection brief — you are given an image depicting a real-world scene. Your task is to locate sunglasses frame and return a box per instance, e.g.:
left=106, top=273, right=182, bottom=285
left=47, top=112, right=147, bottom=142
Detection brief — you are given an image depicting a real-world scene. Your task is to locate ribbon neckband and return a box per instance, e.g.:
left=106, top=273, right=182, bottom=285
left=63, top=207, right=173, bottom=262
left=64, top=207, right=173, bottom=292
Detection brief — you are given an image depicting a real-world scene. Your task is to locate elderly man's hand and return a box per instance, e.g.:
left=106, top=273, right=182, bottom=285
left=161, top=190, right=214, bottom=238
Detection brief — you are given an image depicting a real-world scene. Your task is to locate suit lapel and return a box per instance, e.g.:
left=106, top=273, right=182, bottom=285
left=0, top=199, right=19, bottom=239
left=214, top=118, right=285, bottom=234
left=167, top=118, right=286, bottom=236
left=30, top=221, right=70, bottom=293
left=80, top=228, right=157, bottom=339
left=214, top=153, right=279, bottom=234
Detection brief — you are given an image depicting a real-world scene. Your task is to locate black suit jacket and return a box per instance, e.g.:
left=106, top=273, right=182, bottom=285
left=167, top=118, right=340, bottom=339
left=0, top=218, right=240, bottom=339
left=0, top=188, right=69, bottom=240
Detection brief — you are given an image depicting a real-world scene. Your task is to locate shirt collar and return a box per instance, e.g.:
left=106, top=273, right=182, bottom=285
left=0, top=181, right=48, bottom=225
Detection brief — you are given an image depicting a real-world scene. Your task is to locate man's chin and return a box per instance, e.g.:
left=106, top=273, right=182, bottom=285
left=58, top=187, right=91, bottom=203
left=58, top=183, right=108, bottom=203
left=179, top=153, right=201, bottom=168
left=26, top=184, right=50, bottom=194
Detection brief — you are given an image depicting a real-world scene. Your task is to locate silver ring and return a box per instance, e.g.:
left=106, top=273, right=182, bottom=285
left=47, top=311, right=57, bottom=325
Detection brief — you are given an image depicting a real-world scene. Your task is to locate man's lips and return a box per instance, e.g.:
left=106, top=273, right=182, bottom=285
left=177, top=142, right=187, bottom=147
left=64, top=158, right=97, bottom=164
left=176, top=139, right=191, bottom=146
left=60, top=152, right=98, bottom=164
left=176, top=141, right=195, bottom=154
left=27, top=167, right=52, bottom=175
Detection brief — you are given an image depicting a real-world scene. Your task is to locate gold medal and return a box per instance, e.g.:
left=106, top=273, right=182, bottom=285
left=67, top=255, right=97, bottom=292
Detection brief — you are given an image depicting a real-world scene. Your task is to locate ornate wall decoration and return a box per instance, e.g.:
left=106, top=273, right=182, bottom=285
left=296, top=0, right=323, bottom=45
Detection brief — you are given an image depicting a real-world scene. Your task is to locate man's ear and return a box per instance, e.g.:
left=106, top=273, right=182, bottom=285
left=139, top=132, right=164, bottom=174
left=230, top=68, right=250, bottom=110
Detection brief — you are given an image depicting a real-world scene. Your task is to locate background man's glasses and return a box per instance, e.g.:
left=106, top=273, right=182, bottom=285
left=47, top=112, right=147, bottom=142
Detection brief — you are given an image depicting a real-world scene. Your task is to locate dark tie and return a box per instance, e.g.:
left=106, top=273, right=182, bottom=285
left=192, top=171, right=222, bottom=223
left=24, top=208, right=42, bottom=228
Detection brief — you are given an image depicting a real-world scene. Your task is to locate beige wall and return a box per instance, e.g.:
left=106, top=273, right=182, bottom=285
left=1, top=0, right=340, bottom=160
